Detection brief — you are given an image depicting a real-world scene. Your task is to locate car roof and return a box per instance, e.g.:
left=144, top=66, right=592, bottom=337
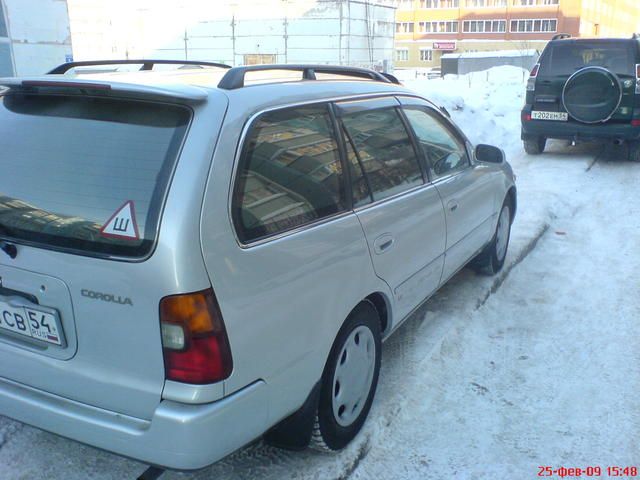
left=1, top=66, right=420, bottom=110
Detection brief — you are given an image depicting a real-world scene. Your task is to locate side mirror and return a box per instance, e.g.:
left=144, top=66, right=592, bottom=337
left=475, top=144, right=505, bottom=164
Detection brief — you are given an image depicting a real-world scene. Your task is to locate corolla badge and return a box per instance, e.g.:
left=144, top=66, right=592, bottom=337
left=81, top=289, right=133, bottom=306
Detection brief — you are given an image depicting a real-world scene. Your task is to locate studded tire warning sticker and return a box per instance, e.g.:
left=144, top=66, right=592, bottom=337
left=100, top=201, right=140, bottom=241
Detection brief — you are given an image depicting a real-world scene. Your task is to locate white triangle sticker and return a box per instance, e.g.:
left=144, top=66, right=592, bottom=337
left=100, top=201, right=140, bottom=241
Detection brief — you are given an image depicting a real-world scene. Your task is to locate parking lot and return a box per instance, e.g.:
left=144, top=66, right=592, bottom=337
left=2, top=70, right=640, bottom=479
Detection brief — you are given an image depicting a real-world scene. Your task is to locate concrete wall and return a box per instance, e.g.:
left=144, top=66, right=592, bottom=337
left=68, top=0, right=395, bottom=69
left=1, top=0, right=72, bottom=76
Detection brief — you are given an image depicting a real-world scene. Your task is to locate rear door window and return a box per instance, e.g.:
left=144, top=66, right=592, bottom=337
left=232, top=104, right=346, bottom=243
left=340, top=107, right=424, bottom=203
left=0, top=94, right=190, bottom=258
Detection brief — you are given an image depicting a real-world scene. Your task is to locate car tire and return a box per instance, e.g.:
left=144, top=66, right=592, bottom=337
left=310, top=301, right=381, bottom=451
left=523, top=136, right=546, bottom=155
left=472, top=201, right=512, bottom=275
left=628, top=142, right=640, bottom=162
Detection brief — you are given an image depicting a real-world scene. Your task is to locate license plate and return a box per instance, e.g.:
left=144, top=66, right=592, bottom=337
left=0, top=298, right=64, bottom=346
left=531, top=111, right=568, bottom=121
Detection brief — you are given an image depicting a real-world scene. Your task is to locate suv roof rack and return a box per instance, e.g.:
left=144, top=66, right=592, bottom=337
left=48, top=59, right=232, bottom=75
left=551, top=33, right=572, bottom=41
left=217, top=64, right=399, bottom=90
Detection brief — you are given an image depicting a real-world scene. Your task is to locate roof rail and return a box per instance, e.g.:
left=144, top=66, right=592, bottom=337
left=48, top=59, right=232, bottom=75
left=551, top=33, right=572, bottom=41
left=217, top=64, right=399, bottom=90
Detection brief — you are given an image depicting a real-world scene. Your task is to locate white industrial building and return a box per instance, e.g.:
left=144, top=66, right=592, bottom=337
left=68, top=0, right=395, bottom=69
left=0, top=0, right=72, bottom=76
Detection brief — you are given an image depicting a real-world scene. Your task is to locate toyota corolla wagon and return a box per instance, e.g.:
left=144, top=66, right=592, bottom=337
left=0, top=60, right=516, bottom=472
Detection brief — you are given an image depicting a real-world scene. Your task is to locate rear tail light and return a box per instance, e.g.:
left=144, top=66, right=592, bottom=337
left=636, top=64, right=640, bottom=94
left=523, top=112, right=532, bottom=122
left=160, top=289, right=232, bottom=384
left=527, top=64, right=540, bottom=92
left=631, top=119, right=640, bottom=127
left=529, top=64, right=540, bottom=78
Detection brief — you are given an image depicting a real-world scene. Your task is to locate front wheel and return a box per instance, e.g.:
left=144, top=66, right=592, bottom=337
left=472, top=202, right=511, bottom=275
left=311, top=301, right=381, bottom=451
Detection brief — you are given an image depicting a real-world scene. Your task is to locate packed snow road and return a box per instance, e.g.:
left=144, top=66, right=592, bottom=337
left=2, top=70, right=639, bottom=479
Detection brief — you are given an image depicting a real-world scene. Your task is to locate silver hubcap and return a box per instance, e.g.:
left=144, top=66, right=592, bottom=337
left=331, top=325, right=376, bottom=427
left=495, top=205, right=510, bottom=262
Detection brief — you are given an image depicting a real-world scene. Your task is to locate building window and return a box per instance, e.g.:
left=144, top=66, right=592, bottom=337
left=420, top=0, right=459, bottom=8
left=510, top=18, right=557, bottom=32
left=463, top=20, right=506, bottom=33
left=396, top=49, right=409, bottom=62
left=396, top=22, right=415, bottom=34
left=465, top=0, right=507, bottom=6
left=396, top=0, right=414, bottom=9
left=420, top=49, right=433, bottom=61
left=513, top=0, right=558, bottom=5
left=419, top=21, right=459, bottom=33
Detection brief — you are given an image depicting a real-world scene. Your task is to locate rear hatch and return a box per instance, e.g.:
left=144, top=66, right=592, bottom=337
left=0, top=89, right=191, bottom=419
left=533, top=40, right=637, bottom=122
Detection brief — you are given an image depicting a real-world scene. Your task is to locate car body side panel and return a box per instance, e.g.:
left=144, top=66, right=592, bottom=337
left=200, top=98, right=393, bottom=427
left=355, top=186, right=446, bottom=322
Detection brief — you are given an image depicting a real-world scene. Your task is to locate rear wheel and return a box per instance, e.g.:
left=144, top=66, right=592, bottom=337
left=472, top=201, right=511, bottom=275
left=523, top=136, right=546, bottom=155
left=311, top=301, right=381, bottom=451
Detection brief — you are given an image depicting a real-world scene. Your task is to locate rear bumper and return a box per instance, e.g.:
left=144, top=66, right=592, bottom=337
left=0, top=375, right=268, bottom=470
left=521, top=113, right=640, bottom=142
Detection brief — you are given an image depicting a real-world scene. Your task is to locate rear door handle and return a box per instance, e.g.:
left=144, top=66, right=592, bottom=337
left=373, top=234, right=394, bottom=255
left=447, top=200, right=458, bottom=212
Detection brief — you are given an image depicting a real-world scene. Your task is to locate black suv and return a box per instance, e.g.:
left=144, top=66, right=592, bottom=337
left=522, top=34, right=640, bottom=161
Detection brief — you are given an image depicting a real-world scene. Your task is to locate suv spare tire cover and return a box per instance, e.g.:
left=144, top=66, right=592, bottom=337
left=562, top=66, right=622, bottom=123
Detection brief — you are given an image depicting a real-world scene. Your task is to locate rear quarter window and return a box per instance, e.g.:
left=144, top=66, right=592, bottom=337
left=232, top=104, right=347, bottom=244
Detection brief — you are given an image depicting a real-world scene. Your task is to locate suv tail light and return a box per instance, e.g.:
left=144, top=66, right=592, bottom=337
left=160, top=289, right=233, bottom=384
left=527, top=64, right=540, bottom=92
left=636, top=64, right=640, bottom=94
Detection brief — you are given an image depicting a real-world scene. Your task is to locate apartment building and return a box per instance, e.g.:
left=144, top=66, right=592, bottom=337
left=394, top=0, right=640, bottom=68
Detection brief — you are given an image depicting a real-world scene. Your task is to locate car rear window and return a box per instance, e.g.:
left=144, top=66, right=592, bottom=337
left=0, top=94, right=190, bottom=259
left=542, top=42, right=635, bottom=76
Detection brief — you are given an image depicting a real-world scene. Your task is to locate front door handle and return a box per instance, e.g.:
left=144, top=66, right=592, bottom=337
left=373, top=234, right=394, bottom=255
left=447, top=200, right=459, bottom=212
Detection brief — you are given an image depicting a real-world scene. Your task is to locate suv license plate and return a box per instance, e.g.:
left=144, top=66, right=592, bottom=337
left=0, top=299, right=63, bottom=346
left=532, top=111, right=568, bottom=121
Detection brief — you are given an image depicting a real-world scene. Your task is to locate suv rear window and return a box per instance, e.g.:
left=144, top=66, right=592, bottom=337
left=542, top=42, right=635, bottom=76
left=0, top=94, right=190, bottom=258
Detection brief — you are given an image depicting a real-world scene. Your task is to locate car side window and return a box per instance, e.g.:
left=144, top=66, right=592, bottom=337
left=233, top=104, right=347, bottom=243
left=340, top=107, right=424, bottom=203
left=403, top=107, right=470, bottom=179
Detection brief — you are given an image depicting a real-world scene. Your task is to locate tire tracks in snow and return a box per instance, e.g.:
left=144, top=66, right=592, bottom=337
left=0, top=419, right=23, bottom=452
left=475, top=223, right=550, bottom=310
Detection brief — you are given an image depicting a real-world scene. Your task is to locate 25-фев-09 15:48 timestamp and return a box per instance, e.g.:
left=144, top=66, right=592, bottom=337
left=538, top=466, right=638, bottom=477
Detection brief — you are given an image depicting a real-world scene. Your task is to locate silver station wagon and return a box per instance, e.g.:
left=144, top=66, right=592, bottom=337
left=0, top=61, right=516, bottom=473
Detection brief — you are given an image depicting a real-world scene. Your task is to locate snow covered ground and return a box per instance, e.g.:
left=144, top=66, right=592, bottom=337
left=2, top=67, right=640, bottom=479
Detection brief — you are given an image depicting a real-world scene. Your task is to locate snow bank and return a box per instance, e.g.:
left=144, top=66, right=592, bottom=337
left=404, top=66, right=528, bottom=157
